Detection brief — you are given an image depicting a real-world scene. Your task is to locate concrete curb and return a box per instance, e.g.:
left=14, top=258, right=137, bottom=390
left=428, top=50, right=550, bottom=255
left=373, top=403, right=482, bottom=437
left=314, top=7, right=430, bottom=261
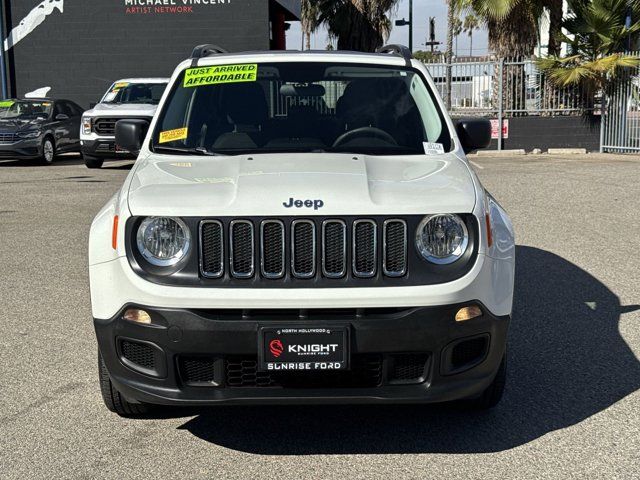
left=473, top=149, right=526, bottom=156
left=547, top=148, right=587, bottom=155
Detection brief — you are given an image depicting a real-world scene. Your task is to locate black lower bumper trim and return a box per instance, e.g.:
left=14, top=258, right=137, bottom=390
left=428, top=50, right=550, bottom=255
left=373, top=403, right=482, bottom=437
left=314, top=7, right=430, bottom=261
left=94, top=303, right=509, bottom=405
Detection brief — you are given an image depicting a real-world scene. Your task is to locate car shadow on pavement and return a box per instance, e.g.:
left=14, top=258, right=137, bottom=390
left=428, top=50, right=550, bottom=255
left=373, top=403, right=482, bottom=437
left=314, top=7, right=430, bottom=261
left=177, top=246, right=640, bottom=454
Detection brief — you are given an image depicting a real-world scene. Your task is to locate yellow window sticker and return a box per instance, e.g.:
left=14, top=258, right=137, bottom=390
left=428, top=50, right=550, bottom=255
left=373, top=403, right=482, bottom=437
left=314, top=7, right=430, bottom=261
left=183, top=64, right=258, bottom=88
left=159, top=127, right=188, bottom=144
left=113, top=82, right=129, bottom=91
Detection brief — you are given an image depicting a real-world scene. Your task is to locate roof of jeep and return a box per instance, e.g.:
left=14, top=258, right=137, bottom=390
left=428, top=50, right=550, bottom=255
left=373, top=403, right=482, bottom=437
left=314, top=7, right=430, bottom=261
left=182, top=50, right=410, bottom=69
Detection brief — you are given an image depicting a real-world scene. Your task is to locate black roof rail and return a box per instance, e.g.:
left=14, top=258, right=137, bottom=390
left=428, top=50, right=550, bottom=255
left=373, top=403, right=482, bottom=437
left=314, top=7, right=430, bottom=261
left=190, top=44, right=228, bottom=65
left=376, top=44, right=413, bottom=66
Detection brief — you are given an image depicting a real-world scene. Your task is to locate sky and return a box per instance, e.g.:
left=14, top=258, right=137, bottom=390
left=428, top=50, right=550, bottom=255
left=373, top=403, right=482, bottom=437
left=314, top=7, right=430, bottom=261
left=285, top=0, right=490, bottom=56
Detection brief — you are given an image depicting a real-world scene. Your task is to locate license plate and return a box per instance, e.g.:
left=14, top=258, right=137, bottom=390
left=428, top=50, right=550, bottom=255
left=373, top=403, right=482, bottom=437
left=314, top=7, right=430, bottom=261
left=258, top=326, right=349, bottom=372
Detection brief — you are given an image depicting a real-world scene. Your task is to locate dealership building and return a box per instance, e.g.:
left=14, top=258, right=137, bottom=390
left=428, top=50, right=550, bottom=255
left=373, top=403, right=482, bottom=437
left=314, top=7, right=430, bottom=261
left=0, top=0, right=301, bottom=107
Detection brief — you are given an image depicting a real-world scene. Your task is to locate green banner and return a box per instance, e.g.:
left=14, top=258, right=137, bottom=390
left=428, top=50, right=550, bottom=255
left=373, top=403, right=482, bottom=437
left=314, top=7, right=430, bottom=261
left=183, top=64, right=258, bottom=88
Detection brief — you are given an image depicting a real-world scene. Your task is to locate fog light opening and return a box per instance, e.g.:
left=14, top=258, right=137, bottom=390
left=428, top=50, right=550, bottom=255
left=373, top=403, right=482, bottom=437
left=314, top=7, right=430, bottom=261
left=123, top=309, right=152, bottom=325
left=455, top=305, right=483, bottom=322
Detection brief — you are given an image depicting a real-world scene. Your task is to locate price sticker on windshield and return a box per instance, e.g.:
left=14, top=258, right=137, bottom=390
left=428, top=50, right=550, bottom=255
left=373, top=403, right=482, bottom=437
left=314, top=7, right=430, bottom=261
left=423, top=142, right=445, bottom=155
left=183, top=64, right=258, bottom=88
left=159, top=127, right=188, bottom=144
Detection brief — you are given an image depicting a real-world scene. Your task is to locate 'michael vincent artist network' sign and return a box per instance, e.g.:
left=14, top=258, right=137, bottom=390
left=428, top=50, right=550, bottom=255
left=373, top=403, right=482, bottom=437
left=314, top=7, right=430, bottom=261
left=124, top=0, right=233, bottom=15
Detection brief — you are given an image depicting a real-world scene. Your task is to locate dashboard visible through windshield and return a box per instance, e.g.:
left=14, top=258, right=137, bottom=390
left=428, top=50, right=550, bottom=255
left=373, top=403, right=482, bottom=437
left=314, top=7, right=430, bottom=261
left=152, top=62, right=450, bottom=156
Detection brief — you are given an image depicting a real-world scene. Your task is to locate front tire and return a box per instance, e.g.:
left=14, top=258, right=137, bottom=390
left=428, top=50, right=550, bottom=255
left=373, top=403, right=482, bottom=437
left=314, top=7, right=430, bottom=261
left=84, top=154, right=104, bottom=169
left=98, top=352, right=150, bottom=416
left=40, top=137, right=55, bottom=165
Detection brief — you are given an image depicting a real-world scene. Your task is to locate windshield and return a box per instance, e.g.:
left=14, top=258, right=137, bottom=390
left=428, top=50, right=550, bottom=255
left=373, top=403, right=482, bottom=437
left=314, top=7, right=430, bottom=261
left=152, top=62, right=450, bottom=156
left=102, top=82, right=167, bottom=104
left=0, top=100, right=52, bottom=119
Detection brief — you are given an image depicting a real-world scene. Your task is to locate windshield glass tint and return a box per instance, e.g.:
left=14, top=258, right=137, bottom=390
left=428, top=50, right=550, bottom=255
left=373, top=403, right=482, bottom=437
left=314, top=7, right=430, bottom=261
left=152, top=62, right=449, bottom=156
left=0, top=100, right=52, bottom=119
left=102, top=82, right=167, bottom=104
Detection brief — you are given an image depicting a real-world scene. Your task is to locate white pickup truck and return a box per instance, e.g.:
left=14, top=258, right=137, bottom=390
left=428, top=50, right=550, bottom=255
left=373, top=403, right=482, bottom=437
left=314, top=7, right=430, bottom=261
left=80, top=78, right=168, bottom=168
left=89, top=45, right=515, bottom=416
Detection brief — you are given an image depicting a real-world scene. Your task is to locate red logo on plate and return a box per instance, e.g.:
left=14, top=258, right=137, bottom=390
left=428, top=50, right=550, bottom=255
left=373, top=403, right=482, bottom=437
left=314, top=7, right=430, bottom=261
left=269, top=339, right=284, bottom=358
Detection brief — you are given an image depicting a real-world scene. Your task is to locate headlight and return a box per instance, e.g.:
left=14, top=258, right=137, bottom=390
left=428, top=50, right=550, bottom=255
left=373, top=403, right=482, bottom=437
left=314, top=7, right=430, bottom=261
left=136, top=217, right=191, bottom=267
left=17, top=130, right=41, bottom=139
left=415, top=214, right=469, bottom=264
left=82, top=117, right=92, bottom=135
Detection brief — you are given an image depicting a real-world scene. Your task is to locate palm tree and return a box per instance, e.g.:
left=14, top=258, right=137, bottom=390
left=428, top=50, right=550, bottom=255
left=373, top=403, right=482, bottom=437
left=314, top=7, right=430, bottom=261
left=463, top=14, right=480, bottom=56
left=452, top=17, right=463, bottom=56
left=537, top=0, right=640, bottom=93
left=303, top=0, right=401, bottom=52
left=301, top=0, right=319, bottom=50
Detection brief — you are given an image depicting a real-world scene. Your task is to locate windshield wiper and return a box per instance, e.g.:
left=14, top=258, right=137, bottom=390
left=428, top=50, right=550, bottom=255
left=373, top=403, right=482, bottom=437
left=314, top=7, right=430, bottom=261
left=153, top=146, right=221, bottom=156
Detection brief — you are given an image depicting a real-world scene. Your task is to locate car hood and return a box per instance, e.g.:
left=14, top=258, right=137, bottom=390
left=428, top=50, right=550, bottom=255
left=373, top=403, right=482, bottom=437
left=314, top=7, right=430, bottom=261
left=84, top=103, right=158, bottom=117
left=127, top=153, right=477, bottom=217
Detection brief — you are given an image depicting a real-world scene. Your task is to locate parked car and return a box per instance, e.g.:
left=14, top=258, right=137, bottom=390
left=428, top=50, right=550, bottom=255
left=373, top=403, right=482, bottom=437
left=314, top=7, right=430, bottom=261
left=80, top=78, right=169, bottom=168
left=0, top=98, right=82, bottom=164
left=89, top=45, right=515, bottom=416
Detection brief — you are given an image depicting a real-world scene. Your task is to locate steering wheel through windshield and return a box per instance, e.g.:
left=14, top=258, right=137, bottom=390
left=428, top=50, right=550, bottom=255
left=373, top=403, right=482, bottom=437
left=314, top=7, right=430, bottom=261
left=332, top=127, right=397, bottom=148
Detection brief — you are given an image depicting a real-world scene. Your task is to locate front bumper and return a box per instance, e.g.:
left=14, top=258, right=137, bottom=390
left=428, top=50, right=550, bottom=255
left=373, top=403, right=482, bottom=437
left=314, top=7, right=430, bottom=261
left=95, top=303, right=509, bottom=406
left=0, top=138, right=41, bottom=159
left=81, top=139, right=136, bottom=160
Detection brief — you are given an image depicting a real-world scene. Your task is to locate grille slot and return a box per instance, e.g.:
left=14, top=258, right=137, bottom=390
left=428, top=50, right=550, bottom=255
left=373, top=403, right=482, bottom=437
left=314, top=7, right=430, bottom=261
left=322, top=220, right=347, bottom=278
left=121, top=340, right=155, bottom=370
left=230, top=220, right=255, bottom=278
left=353, top=220, right=377, bottom=278
left=389, top=353, right=429, bottom=383
left=200, top=221, right=224, bottom=278
left=383, top=220, right=408, bottom=277
left=291, top=220, right=316, bottom=278
left=179, top=357, right=218, bottom=386
left=260, top=220, right=285, bottom=278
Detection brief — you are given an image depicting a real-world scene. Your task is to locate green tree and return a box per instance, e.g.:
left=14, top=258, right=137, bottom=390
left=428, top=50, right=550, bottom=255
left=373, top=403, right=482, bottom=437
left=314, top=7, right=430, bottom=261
left=301, top=0, right=401, bottom=52
left=452, top=17, right=463, bottom=56
left=463, top=14, right=480, bottom=56
left=537, top=0, right=640, bottom=91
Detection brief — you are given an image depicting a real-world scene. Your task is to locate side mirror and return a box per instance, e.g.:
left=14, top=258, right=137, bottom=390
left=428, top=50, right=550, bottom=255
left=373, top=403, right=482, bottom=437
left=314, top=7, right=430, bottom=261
left=55, top=113, right=69, bottom=121
left=456, top=118, right=491, bottom=154
left=115, top=119, right=149, bottom=154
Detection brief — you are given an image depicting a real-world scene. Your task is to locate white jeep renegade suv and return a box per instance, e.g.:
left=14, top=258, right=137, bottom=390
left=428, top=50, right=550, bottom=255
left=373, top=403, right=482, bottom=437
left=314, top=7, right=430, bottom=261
left=80, top=78, right=168, bottom=169
left=89, top=45, right=515, bottom=416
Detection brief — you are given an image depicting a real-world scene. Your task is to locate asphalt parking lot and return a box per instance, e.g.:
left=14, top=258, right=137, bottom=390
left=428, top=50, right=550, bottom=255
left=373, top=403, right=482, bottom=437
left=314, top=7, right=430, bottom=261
left=0, top=152, right=638, bottom=479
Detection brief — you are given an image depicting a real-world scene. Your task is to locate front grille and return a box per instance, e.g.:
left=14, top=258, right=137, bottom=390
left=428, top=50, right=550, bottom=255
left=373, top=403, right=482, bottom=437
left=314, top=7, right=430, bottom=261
left=121, top=340, right=155, bottom=370
left=93, top=117, right=151, bottom=136
left=93, top=118, right=119, bottom=136
left=225, top=355, right=383, bottom=388
left=199, top=218, right=409, bottom=281
left=0, top=133, right=16, bottom=143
